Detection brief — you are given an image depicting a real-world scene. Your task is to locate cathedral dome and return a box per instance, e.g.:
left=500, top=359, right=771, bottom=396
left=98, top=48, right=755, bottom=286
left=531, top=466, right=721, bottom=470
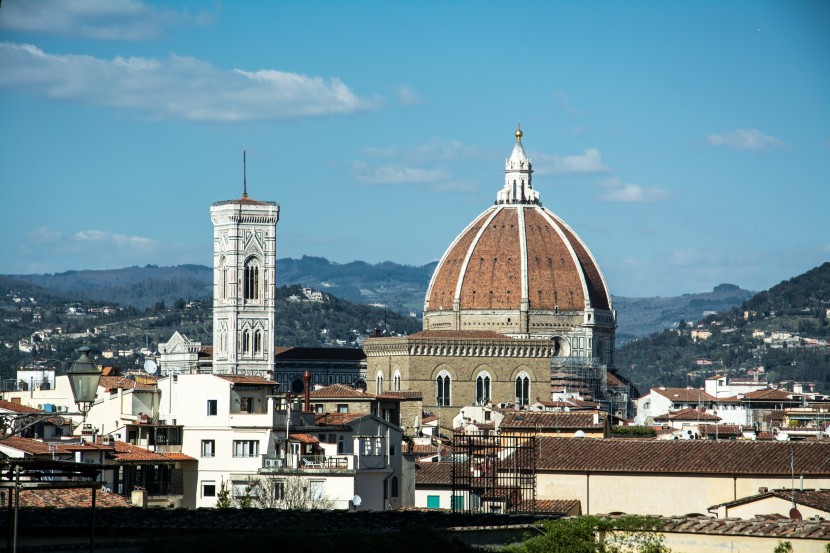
left=423, top=129, right=613, bottom=336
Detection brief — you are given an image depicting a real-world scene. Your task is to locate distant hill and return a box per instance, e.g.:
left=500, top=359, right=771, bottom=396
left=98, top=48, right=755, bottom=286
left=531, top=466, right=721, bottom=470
left=617, top=262, right=830, bottom=394
left=612, top=283, right=755, bottom=343
left=7, top=257, right=755, bottom=338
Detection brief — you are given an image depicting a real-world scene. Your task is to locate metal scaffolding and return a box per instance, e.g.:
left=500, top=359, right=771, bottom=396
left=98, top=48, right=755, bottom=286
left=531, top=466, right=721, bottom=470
left=451, top=432, right=537, bottom=514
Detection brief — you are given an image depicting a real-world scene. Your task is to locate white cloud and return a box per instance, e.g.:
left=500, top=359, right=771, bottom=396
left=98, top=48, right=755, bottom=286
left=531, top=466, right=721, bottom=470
left=14, top=227, right=205, bottom=273
left=707, top=129, right=782, bottom=152
left=396, top=85, right=424, bottom=106
left=0, top=0, right=213, bottom=40
left=353, top=161, right=448, bottom=185
left=0, top=42, right=379, bottom=122
left=598, top=177, right=669, bottom=203
left=533, top=149, right=611, bottom=175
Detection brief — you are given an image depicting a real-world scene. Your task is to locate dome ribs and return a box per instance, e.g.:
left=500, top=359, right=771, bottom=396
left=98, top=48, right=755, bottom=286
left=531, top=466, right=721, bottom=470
left=546, top=212, right=611, bottom=311
left=524, top=207, right=582, bottom=310
left=426, top=211, right=489, bottom=311
left=460, top=208, right=521, bottom=309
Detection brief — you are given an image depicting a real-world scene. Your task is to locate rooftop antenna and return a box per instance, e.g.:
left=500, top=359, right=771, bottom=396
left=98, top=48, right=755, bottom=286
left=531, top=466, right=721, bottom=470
left=242, top=149, right=248, bottom=198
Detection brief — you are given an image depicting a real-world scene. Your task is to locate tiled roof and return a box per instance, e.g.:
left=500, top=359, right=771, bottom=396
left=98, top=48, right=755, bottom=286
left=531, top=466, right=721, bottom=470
left=162, top=452, right=197, bottom=462
left=99, top=376, right=155, bottom=390
left=309, top=384, right=374, bottom=399
left=421, top=415, right=437, bottom=424
left=314, top=413, right=366, bottom=426
left=18, top=488, right=132, bottom=508
left=712, top=489, right=830, bottom=513
left=659, top=515, right=830, bottom=540
left=698, top=424, right=744, bottom=437
left=215, top=375, right=276, bottom=386
left=529, top=438, right=830, bottom=475
left=653, top=408, right=721, bottom=422
left=0, top=436, right=62, bottom=455
left=514, top=499, right=580, bottom=514
left=289, top=433, right=319, bottom=444
left=742, top=389, right=796, bottom=401
left=212, top=196, right=276, bottom=207
left=415, top=462, right=454, bottom=485
left=500, top=411, right=606, bottom=429
left=110, top=440, right=174, bottom=463
left=0, top=400, right=45, bottom=414
left=650, top=388, right=716, bottom=403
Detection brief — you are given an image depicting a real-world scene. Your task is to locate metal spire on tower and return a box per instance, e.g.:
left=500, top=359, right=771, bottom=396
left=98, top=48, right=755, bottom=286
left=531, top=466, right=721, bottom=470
left=243, top=149, right=248, bottom=198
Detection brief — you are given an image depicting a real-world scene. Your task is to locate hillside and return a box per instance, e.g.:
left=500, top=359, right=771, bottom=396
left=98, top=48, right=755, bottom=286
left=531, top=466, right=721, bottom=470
left=0, top=283, right=420, bottom=380
left=617, top=262, right=830, bottom=394
left=7, top=258, right=753, bottom=339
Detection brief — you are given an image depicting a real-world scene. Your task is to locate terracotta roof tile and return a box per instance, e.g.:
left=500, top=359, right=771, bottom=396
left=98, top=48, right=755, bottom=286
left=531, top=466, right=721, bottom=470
left=659, top=515, right=830, bottom=540
left=161, top=452, right=197, bottom=461
left=514, top=499, right=581, bottom=514
left=0, top=400, right=45, bottom=414
left=99, top=376, right=155, bottom=390
left=18, top=488, right=132, bottom=508
left=529, top=438, right=830, bottom=475
left=653, top=408, right=721, bottom=422
left=0, top=436, right=61, bottom=455
left=650, top=388, right=717, bottom=403
left=712, top=489, right=830, bottom=513
left=289, top=433, right=319, bottom=444
left=382, top=390, right=423, bottom=400
left=309, top=384, right=374, bottom=399
left=500, top=411, right=607, bottom=429
left=415, top=462, right=454, bottom=485
left=314, top=413, right=366, bottom=426
left=110, top=440, right=173, bottom=463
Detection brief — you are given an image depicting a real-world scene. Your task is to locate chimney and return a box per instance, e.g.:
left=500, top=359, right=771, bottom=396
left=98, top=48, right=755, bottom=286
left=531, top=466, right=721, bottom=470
left=303, top=371, right=311, bottom=412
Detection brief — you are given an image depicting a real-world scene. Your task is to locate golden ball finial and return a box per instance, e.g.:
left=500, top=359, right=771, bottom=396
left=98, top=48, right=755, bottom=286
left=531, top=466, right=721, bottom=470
left=515, top=124, right=523, bottom=141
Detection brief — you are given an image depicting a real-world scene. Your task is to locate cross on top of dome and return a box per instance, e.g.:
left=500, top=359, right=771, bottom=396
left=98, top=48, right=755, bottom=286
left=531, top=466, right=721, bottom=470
left=497, top=125, right=540, bottom=205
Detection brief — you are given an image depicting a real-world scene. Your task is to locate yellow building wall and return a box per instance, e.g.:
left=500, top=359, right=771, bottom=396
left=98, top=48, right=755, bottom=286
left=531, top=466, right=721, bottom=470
left=537, top=472, right=830, bottom=517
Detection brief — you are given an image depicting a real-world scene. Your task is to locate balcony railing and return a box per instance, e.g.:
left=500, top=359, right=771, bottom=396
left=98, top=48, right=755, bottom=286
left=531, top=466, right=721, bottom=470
left=260, top=454, right=353, bottom=471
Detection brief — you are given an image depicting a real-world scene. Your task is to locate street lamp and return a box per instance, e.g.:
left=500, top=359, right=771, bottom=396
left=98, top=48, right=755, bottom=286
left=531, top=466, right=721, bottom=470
left=67, top=346, right=102, bottom=417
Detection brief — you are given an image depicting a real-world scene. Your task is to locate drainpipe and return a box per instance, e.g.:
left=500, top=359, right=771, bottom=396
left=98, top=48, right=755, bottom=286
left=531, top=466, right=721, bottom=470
left=585, top=471, right=590, bottom=515
left=304, top=371, right=311, bottom=412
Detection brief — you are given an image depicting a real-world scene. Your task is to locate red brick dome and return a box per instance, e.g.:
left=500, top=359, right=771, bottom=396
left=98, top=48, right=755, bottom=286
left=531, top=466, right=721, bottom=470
left=423, top=130, right=613, bottom=335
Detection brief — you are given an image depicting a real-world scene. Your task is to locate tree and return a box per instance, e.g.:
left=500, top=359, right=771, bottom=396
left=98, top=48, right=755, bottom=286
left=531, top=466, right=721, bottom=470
left=245, top=474, right=334, bottom=510
left=215, top=479, right=233, bottom=509
left=504, top=516, right=671, bottom=553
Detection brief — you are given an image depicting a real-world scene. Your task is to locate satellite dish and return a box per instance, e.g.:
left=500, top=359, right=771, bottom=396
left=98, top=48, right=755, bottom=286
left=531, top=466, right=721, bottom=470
left=574, top=430, right=586, bottom=438
left=352, top=495, right=362, bottom=507
left=789, top=507, right=802, bottom=520
left=143, top=360, right=158, bottom=375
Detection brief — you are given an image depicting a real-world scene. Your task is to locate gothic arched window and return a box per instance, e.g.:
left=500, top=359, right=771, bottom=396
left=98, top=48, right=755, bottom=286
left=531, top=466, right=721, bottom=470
left=393, top=370, right=401, bottom=392
left=254, top=329, right=262, bottom=354
left=242, top=329, right=251, bottom=354
left=476, top=372, right=491, bottom=405
left=219, top=257, right=227, bottom=299
left=436, top=371, right=451, bottom=407
left=515, top=372, right=530, bottom=405
left=376, top=373, right=384, bottom=394
left=243, top=258, right=261, bottom=301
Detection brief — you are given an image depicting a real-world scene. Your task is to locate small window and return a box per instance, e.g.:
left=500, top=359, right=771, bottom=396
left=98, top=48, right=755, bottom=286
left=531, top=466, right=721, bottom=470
left=427, top=495, right=440, bottom=509
left=207, top=399, right=218, bottom=416
left=202, top=481, right=216, bottom=497
left=315, top=404, right=324, bottom=414
left=389, top=444, right=396, bottom=456
left=232, top=440, right=259, bottom=457
left=337, top=404, right=348, bottom=413
left=273, top=480, right=285, bottom=501
left=201, top=440, right=215, bottom=458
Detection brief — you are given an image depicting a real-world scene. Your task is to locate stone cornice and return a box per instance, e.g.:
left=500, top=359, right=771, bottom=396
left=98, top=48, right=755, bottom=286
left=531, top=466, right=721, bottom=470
left=364, top=336, right=554, bottom=358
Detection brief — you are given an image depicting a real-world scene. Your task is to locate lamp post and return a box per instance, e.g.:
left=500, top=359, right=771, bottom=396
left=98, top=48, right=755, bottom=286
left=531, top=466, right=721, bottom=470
left=66, top=346, right=102, bottom=418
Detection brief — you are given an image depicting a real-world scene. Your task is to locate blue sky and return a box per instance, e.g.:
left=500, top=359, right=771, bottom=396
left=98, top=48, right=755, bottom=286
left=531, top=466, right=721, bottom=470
left=0, top=0, right=827, bottom=298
